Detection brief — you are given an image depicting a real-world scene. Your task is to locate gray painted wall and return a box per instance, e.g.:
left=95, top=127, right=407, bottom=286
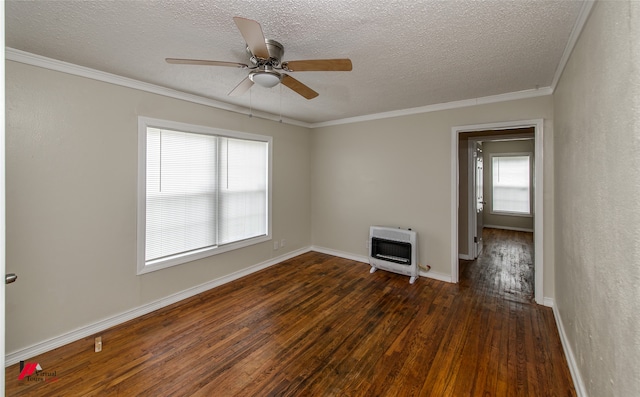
left=5, top=61, right=312, bottom=353
left=553, top=1, right=640, bottom=395
left=312, top=96, right=554, bottom=291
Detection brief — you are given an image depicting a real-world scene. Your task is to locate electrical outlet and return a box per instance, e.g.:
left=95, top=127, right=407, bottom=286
left=280, top=239, right=286, bottom=248
left=95, top=336, right=102, bottom=352
left=273, top=240, right=279, bottom=250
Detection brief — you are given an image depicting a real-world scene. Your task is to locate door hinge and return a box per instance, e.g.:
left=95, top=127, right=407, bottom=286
left=474, top=236, right=478, bottom=243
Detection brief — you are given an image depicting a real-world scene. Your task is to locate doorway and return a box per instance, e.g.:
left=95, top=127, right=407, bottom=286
left=450, top=120, right=544, bottom=305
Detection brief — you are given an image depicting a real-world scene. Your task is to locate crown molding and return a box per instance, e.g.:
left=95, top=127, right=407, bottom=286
left=5, top=48, right=313, bottom=128
left=7, top=47, right=559, bottom=130
left=550, top=1, right=596, bottom=90
left=310, top=87, right=553, bottom=128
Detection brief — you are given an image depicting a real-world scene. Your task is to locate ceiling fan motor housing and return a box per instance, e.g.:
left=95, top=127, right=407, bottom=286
left=247, top=39, right=284, bottom=67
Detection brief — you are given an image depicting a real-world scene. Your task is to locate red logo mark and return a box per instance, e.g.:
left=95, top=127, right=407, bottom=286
left=18, top=362, right=41, bottom=380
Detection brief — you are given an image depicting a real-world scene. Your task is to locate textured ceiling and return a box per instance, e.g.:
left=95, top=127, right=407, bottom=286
left=5, top=0, right=585, bottom=124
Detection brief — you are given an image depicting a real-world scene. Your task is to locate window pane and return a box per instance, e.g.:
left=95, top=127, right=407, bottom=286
left=492, top=155, right=530, bottom=214
left=218, top=137, right=268, bottom=244
left=143, top=126, right=269, bottom=267
left=146, top=128, right=217, bottom=261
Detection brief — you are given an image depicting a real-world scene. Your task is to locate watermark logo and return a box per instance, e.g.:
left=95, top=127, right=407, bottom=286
left=18, top=362, right=41, bottom=380
left=18, top=361, right=59, bottom=383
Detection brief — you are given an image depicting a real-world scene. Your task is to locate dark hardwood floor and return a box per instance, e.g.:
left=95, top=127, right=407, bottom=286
left=459, top=227, right=535, bottom=303
left=6, top=230, right=575, bottom=396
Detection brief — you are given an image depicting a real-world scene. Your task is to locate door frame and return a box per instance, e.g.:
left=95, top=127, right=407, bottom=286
left=2, top=2, right=7, bottom=378
left=451, top=119, right=545, bottom=305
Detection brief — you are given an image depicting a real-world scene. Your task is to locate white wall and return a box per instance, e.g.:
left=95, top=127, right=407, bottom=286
left=311, top=95, right=554, bottom=295
left=5, top=61, right=312, bottom=354
left=553, top=1, right=640, bottom=396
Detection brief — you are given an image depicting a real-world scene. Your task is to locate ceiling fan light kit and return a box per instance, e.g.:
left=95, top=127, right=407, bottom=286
left=249, top=68, right=282, bottom=88
left=166, top=17, right=352, bottom=100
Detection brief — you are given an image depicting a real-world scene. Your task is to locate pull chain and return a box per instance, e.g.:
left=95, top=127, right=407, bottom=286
left=279, top=84, right=283, bottom=123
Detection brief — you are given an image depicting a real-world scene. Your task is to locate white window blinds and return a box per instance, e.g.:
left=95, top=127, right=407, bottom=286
left=218, top=137, right=268, bottom=245
left=142, top=125, right=269, bottom=269
left=491, top=155, right=531, bottom=215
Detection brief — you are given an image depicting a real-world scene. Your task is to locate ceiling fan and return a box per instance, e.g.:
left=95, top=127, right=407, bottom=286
left=166, top=17, right=352, bottom=100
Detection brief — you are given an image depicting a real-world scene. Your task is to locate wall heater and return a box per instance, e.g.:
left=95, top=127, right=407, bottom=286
left=369, top=226, right=418, bottom=284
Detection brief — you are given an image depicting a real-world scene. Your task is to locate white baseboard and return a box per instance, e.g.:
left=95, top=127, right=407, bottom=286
left=6, top=246, right=454, bottom=366
left=420, top=269, right=452, bottom=283
left=552, top=302, right=587, bottom=397
left=5, top=247, right=311, bottom=367
left=483, top=224, right=534, bottom=233
left=310, top=245, right=369, bottom=264
left=459, top=253, right=473, bottom=260
left=310, top=246, right=453, bottom=283
left=543, top=297, right=554, bottom=307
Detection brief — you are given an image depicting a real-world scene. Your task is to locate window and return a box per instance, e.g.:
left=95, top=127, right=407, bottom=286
left=491, top=154, right=531, bottom=215
left=137, top=117, right=271, bottom=274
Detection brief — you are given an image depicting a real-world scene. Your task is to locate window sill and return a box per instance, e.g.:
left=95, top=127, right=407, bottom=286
left=137, top=234, right=270, bottom=275
left=489, top=210, right=533, bottom=218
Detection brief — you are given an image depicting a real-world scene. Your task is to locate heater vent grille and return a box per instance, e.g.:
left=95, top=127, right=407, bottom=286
left=371, top=237, right=412, bottom=265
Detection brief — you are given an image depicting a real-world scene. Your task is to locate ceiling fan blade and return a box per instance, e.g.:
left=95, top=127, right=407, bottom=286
left=233, top=17, right=270, bottom=59
left=282, top=59, right=352, bottom=72
left=166, top=58, right=248, bottom=68
left=281, top=74, right=319, bottom=100
left=228, top=76, right=254, bottom=96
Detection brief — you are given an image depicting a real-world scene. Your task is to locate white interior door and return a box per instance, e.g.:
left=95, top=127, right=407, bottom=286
left=473, top=142, right=484, bottom=258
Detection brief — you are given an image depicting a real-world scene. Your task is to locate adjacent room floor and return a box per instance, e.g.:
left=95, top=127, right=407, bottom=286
left=6, top=229, right=574, bottom=396
left=459, top=227, right=535, bottom=303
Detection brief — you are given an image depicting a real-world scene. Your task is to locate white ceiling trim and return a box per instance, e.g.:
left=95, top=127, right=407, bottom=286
left=8, top=46, right=573, bottom=130
left=550, top=1, right=596, bottom=90
left=5, top=47, right=313, bottom=128
left=310, top=87, right=553, bottom=128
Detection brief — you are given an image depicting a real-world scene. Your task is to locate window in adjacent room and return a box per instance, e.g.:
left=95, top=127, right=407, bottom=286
left=491, top=153, right=531, bottom=216
left=137, top=117, right=271, bottom=274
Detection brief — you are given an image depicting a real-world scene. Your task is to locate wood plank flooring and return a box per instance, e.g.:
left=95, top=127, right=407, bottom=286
left=6, top=230, right=575, bottom=396
left=459, top=228, right=535, bottom=303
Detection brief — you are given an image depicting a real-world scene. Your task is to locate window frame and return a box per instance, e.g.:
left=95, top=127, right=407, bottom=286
left=489, top=152, right=533, bottom=217
left=137, top=116, right=272, bottom=275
